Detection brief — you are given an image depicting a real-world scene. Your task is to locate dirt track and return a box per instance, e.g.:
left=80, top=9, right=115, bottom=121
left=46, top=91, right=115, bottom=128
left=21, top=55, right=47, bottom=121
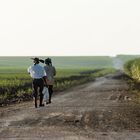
left=0, top=71, right=140, bottom=140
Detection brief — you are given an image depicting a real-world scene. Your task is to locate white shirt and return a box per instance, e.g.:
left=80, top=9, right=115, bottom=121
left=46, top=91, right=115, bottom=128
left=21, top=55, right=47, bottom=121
left=27, top=64, right=46, bottom=79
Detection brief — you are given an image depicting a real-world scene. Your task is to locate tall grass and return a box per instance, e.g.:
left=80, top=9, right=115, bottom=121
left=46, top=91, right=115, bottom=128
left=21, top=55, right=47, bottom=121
left=0, top=68, right=115, bottom=106
left=124, top=58, right=140, bottom=82
left=123, top=58, right=140, bottom=104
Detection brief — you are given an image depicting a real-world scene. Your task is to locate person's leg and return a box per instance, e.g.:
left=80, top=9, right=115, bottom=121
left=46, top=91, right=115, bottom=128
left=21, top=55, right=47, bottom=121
left=39, top=79, right=44, bottom=106
left=48, top=85, right=53, bottom=103
left=32, top=81, right=38, bottom=108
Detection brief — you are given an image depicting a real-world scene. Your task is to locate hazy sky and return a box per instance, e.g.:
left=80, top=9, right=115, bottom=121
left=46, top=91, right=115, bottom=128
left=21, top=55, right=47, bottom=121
left=0, top=0, right=140, bottom=56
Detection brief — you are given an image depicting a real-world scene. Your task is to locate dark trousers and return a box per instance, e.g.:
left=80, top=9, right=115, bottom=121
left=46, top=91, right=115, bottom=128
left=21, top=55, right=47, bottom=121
left=32, top=78, right=44, bottom=107
left=48, top=85, right=53, bottom=102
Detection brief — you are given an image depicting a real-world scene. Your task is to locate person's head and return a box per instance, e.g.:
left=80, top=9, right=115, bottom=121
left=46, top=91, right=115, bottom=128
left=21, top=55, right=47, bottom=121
left=31, top=57, right=44, bottom=64
left=45, top=58, right=52, bottom=65
left=32, top=57, right=39, bottom=64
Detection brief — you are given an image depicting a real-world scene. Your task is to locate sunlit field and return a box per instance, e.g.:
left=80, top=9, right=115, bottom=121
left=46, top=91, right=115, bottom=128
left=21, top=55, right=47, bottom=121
left=0, top=56, right=113, bottom=69
left=0, top=56, right=116, bottom=106
left=2, top=55, right=139, bottom=106
left=1, top=55, right=139, bottom=106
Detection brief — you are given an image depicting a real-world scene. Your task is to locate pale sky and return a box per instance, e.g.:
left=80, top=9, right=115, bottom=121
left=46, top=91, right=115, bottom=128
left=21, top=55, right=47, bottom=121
left=0, top=0, right=140, bottom=56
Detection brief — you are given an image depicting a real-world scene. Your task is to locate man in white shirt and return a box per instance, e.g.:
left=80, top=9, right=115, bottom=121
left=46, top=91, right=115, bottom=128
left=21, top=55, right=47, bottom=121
left=28, top=57, right=47, bottom=108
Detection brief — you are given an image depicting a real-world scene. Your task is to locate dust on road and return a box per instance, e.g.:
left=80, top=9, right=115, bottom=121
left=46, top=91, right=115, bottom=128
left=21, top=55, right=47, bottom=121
left=0, top=71, right=140, bottom=140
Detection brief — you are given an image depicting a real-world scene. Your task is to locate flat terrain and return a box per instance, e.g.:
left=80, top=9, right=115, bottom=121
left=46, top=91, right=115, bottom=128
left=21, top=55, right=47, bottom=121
left=0, top=71, right=140, bottom=140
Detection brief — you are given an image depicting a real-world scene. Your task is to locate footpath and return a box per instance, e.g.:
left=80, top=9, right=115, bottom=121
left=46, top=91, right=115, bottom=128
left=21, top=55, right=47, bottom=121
left=0, top=71, right=140, bottom=140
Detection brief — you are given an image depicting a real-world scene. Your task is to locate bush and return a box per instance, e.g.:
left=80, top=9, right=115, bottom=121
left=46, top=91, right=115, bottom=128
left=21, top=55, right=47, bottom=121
left=124, top=58, right=140, bottom=82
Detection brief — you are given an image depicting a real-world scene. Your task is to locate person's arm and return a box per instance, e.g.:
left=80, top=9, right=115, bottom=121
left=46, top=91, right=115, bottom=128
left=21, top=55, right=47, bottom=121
left=42, top=67, right=48, bottom=86
left=42, top=76, right=48, bottom=86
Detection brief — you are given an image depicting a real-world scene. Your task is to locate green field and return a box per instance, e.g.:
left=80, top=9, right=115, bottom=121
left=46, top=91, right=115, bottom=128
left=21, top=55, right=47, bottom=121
left=0, top=56, right=113, bottom=70
left=0, top=68, right=115, bottom=106
left=0, top=55, right=139, bottom=71
left=0, top=55, right=139, bottom=106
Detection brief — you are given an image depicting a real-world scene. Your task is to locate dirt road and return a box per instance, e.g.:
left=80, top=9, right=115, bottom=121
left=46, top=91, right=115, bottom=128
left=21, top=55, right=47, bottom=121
left=0, top=71, right=140, bottom=140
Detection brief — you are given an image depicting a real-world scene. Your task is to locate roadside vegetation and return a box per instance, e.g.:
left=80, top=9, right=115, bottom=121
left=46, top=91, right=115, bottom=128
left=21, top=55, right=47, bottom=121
left=123, top=58, right=140, bottom=103
left=124, top=58, right=140, bottom=82
left=2, top=55, right=140, bottom=107
left=0, top=68, right=115, bottom=106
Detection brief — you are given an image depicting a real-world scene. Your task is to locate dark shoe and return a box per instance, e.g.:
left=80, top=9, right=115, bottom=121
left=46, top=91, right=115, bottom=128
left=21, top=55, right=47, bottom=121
left=49, top=100, right=51, bottom=104
left=46, top=102, right=49, bottom=105
left=46, top=101, right=51, bottom=104
left=39, top=104, right=44, bottom=107
left=35, top=103, right=37, bottom=108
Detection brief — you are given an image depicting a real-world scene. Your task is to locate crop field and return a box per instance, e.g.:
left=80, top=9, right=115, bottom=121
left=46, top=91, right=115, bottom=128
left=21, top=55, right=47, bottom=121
left=0, top=56, right=113, bottom=69
left=1, top=55, right=139, bottom=106
left=0, top=67, right=115, bottom=106
left=0, top=56, right=117, bottom=106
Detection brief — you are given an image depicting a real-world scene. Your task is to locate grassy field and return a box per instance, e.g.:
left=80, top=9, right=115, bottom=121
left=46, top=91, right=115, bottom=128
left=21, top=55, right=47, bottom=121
left=0, top=56, right=113, bottom=69
left=0, top=55, right=139, bottom=69
left=0, top=68, right=115, bottom=106
left=0, top=56, right=116, bottom=106
left=0, top=55, right=139, bottom=106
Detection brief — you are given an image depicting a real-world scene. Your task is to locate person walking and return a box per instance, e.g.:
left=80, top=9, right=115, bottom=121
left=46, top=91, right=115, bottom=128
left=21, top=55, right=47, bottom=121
left=28, top=57, right=47, bottom=108
left=44, top=58, right=56, bottom=104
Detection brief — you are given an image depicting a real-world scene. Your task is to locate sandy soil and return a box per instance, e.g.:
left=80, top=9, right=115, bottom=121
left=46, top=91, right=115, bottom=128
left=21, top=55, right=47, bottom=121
left=0, top=71, right=140, bottom=140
